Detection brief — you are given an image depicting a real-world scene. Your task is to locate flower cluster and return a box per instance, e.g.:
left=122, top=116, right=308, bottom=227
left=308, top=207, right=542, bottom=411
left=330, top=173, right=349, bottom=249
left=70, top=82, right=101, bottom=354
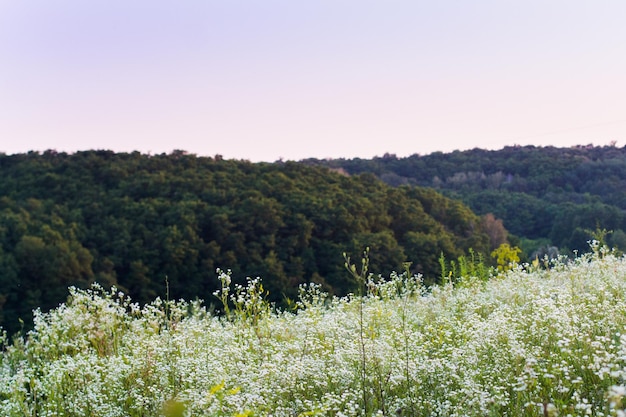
left=2, top=250, right=626, bottom=416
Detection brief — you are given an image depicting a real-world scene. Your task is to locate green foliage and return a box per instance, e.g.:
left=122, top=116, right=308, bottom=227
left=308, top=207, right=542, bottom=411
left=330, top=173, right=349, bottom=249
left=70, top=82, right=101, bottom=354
left=439, top=248, right=494, bottom=284
left=307, top=144, right=626, bottom=256
left=214, top=269, right=272, bottom=333
left=584, top=226, right=612, bottom=248
left=0, top=151, right=491, bottom=334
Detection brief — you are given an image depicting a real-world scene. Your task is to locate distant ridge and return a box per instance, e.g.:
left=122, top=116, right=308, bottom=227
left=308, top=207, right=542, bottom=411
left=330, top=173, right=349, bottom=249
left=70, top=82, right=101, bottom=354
left=304, top=144, right=626, bottom=256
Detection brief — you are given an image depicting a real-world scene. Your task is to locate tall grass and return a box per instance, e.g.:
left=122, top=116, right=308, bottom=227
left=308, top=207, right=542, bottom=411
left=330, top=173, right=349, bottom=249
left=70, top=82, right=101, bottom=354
left=2, top=244, right=626, bottom=416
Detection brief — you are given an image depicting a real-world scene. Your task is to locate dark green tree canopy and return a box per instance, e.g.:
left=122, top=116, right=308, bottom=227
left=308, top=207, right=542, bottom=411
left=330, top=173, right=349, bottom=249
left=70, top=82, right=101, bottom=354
left=305, top=145, right=626, bottom=257
left=0, top=150, right=492, bottom=335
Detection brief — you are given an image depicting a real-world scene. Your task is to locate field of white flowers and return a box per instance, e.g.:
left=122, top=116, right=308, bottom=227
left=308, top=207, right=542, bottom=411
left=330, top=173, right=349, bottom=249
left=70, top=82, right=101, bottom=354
left=2, top=244, right=626, bottom=416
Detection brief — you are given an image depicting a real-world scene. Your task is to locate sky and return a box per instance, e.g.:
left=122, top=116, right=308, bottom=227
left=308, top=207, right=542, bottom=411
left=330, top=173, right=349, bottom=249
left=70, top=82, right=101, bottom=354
left=1, top=1, right=625, bottom=162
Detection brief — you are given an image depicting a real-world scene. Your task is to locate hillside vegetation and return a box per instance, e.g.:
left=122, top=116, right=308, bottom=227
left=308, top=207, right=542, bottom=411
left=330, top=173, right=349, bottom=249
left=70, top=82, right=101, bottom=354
left=304, top=145, right=626, bottom=256
left=0, top=150, right=493, bottom=334
left=2, top=247, right=626, bottom=416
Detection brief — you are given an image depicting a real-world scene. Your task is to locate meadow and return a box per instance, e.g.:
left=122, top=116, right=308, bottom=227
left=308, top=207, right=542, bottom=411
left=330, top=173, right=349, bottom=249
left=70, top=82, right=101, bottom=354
left=2, top=243, right=626, bottom=416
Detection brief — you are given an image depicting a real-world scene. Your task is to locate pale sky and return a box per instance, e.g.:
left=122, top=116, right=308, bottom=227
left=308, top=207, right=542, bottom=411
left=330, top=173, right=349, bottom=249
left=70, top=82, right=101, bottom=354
left=1, top=1, right=625, bottom=162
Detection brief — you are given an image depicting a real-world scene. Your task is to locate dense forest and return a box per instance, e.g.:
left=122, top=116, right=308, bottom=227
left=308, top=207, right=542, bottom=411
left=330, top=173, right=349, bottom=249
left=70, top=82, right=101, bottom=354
left=0, top=150, right=497, bottom=335
left=304, top=144, right=626, bottom=257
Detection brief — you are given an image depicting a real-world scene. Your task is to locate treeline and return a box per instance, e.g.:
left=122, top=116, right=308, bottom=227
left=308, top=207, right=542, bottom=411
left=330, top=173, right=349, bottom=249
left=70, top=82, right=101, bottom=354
left=303, top=144, right=626, bottom=255
left=0, top=150, right=497, bottom=334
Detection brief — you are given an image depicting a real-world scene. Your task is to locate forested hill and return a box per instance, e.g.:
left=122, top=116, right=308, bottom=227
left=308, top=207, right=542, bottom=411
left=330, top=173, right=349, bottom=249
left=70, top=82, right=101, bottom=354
left=0, top=150, right=494, bottom=334
left=303, top=144, right=626, bottom=256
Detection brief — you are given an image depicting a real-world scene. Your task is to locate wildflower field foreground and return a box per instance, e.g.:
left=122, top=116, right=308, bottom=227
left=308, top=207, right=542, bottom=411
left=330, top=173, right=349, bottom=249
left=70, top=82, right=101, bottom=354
left=3, top=249, right=626, bottom=416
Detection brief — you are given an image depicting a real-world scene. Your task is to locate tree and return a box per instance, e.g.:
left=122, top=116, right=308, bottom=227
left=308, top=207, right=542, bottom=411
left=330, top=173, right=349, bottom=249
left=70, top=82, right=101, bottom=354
left=481, top=213, right=508, bottom=251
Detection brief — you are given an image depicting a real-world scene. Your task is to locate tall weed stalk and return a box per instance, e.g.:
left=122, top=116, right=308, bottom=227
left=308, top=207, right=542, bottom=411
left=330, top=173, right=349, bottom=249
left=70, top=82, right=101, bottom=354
left=344, top=248, right=371, bottom=415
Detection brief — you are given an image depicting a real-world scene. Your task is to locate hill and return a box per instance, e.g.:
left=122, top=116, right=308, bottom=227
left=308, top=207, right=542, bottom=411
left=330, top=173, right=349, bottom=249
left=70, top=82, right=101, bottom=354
left=0, top=150, right=494, bottom=334
left=303, top=144, right=626, bottom=256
